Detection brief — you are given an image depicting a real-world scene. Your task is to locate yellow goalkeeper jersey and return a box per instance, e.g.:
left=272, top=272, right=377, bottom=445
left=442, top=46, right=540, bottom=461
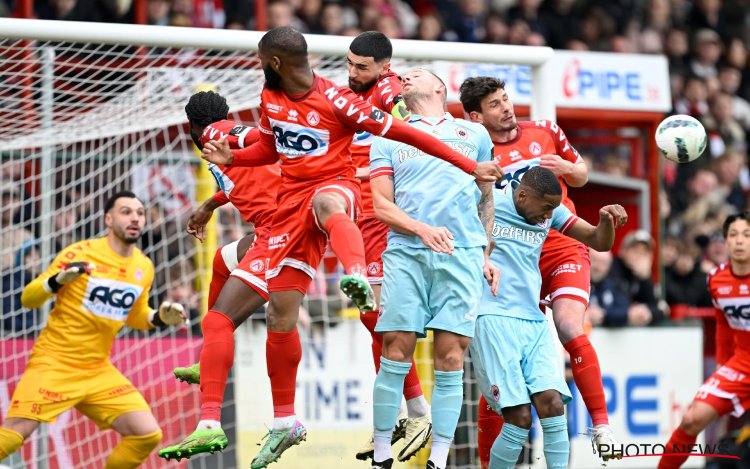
left=21, top=237, right=155, bottom=367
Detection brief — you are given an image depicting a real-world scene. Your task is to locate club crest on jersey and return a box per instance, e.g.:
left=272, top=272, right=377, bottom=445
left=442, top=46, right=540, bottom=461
left=529, top=142, right=542, bottom=155
left=307, top=110, right=320, bottom=126
left=288, top=109, right=298, bottom=122
left=367, top=262, right=381, bottom=276
left=455, top=127, right=469, bottom=140
left=491, top=385, right=500, bottom=402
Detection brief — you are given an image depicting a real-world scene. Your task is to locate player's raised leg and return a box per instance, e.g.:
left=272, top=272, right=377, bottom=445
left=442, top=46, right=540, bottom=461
left=658, top=402, right=720, bottom=469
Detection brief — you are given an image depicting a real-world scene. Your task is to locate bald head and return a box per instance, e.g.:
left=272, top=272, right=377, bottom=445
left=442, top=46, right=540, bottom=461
left=259, top=26, right=307, bottom=58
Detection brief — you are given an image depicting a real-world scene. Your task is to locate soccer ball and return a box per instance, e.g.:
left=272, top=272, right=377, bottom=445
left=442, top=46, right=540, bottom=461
left=655, top=114, right=707, bottom=163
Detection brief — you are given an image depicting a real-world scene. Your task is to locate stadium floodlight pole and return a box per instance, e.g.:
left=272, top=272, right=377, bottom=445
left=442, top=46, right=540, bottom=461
left=0, top=18, right=557, bottom=121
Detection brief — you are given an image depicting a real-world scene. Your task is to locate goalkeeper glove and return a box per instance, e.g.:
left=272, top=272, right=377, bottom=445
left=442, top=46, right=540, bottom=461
left=391, top=96, right=411, bottom=121
left=149, top=301, right=187, bottom=327
left=46, top=261, right=95, bottom=293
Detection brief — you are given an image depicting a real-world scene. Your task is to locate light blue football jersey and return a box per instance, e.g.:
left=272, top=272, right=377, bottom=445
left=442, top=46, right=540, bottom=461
left=479, top=181, right=578, bottom=320
left=369, top=113, right=493, bottom=249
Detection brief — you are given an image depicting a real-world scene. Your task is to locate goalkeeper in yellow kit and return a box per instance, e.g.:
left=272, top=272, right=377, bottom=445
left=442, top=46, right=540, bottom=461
left=0, top=190, right=187, bottom=468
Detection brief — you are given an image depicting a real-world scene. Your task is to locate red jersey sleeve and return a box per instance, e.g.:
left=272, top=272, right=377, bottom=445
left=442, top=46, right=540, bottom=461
left=230, top=113, right=279, bottom=167
left=212, top=191, right=229, bottom=206
left=241, top=127, right=260, bottom=148
left=371, top=73, right=402, bottom=113
left=551, top=123, right=582, bottom=164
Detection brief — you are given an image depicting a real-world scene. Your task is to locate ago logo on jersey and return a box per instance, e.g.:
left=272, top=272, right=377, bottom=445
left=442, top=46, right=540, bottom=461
left=269, top=118, right=330, bottom=158
left=82, top=277, right=144, bottom=321
left=715, top=296, right=750, bottom=329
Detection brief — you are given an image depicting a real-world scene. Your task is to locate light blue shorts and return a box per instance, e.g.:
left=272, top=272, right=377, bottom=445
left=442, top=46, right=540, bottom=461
left=469, top=314, right=572, bottom=412
left=376, top=244, right=484, bottom=338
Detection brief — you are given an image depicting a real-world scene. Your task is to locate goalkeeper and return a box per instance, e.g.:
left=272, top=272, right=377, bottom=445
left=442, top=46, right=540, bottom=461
left=0, top=191, right=187, bottom=468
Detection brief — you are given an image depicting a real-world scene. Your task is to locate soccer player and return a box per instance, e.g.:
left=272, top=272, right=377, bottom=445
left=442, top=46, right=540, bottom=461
left=201, top=27, right=502, bottom=468
left=459, top=76, right=620, bottom=462
left=471, top=166, right=627, bottom=469
left=158, top=91, right=281, bottom=460
left=0, top=191, right=187, bottom=468
left=367, top=69, right=500, bottom=469
left=347, top=31, right=431, bottom=461
left=658, top=212, right=750, bottom=469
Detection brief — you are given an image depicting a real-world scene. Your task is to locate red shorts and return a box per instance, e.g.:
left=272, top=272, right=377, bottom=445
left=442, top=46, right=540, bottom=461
left=695, top=357, right=750, bottom=417
left=358, top=216, right=389, bottom=285
left=539, top=243, right=591, bottom=307
left=229, top=226, right=270, bottom=300
left=266, top=179, right=361, bottom=294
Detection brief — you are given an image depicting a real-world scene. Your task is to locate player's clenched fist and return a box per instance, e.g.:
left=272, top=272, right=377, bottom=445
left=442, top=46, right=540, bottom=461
left=599, top=204, right=628, bottom=228
left=149, top=301, right=188, bottom=327
left=47, top=261, right=96, bottom=293
left=473, top=161, right=504, bottom=182
left=202, top=137, right=233, bottom=165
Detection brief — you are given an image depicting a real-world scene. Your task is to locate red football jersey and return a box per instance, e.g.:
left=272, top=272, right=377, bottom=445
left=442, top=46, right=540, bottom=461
left=256, top=74, right=394, bottom=191
left=351, top=71, right=402, bottom=218
left=493, top=120, right=584, bottom=253
left=709, top=262, right=750, bottom=369
left=199, top=119, right=280, bottom=228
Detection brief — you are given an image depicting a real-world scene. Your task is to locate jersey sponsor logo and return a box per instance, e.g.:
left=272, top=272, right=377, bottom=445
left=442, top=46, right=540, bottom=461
left=266, top=103, right=283, bottom=114
left=716, top=366, right=746, bottom=382
left=509, top=150, right=522, bottom=161
left=208, top=163, right=236, bottom=194
left=268, top=119, right=330, bottom=157
left=397, top=141, right=474, bottom=163
left=718, top=286, right=733, bottom=295
left=495, top=158, right=541, bottom=191
left=288, top=109, right=298, bottom=122
left=529, top=141, right=542, bottom=155
left=741, top=285, right=749, bottom=294
left=715, top=297, right=750, bottom=330
left=551, top=263, right=583, bottom=276
left=82, top=277, right=144, bottom=321
left=352, top=130, right=375, bottom=146
left=229, top=125, right=248, bottom=136
left=306, top=110, right=320, bottom=126
left=492, top=222, right=547, bottom=245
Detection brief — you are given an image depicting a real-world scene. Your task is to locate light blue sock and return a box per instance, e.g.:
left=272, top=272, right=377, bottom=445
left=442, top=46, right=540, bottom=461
left=540, top=415, right=569, bottom=468
left=373, top=357, right=411, bottom=432
left=431, top=370, right=464, bottom=439
left=490, top=423, right=529, bottom=469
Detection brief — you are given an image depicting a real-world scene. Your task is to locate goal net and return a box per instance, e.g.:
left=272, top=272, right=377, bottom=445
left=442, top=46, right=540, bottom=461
left=0, top=19, right=553, bottom=469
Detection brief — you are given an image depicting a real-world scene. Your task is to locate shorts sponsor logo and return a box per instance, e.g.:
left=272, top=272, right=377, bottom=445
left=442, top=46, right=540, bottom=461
left=306, top=110, right=320, bottom=126
left=250, top=259, right=265, bottom=273
left=367, top=262, right=381, bottom=276
left=529, top=141, right=542, bottom=155
left=491, top=384, right=500, bottom=402
left=107, top=384, right=135, bottom=397
left=38, top=388, right=66, bottom=403
left=269, top=233, right=290, bottom=250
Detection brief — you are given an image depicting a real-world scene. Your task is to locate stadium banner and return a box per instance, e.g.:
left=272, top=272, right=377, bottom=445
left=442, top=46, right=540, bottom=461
left=435, top=50, right=671, bottom=112
left=234, top=320, right=391, bottom=468
left=530, top=326, right=705, bottom=468
left=0, top=338, right=201, bottom=469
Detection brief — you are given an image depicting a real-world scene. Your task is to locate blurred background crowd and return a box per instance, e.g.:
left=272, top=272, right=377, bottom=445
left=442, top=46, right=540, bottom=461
left=2, top=0, right=750, bottom=333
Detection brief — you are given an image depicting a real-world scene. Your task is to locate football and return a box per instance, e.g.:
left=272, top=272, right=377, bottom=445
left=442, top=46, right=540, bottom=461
left=655, top=114, right=707, bottom=163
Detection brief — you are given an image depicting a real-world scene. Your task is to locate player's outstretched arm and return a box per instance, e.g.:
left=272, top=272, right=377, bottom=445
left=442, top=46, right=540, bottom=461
left=21, top=248, right=95, bottom=308
left=202, top=137, right=278, bottom=167
left=187, top=193, right=226, bottom=242
left=564, top=204, right=628, bottom=251
left=371, top=174, right=454, bottom=254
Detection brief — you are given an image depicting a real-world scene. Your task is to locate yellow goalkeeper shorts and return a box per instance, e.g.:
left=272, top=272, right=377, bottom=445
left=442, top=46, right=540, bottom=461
left=6, top=355, right=150, bottom=429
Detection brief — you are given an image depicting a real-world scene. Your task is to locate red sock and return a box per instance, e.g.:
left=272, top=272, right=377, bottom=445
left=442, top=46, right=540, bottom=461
left=658, top=427, right=697, bottom=469
left=477, top=395, right=505, bottom=468
left=208, top=247, right=232, bottom=308
left=266, top=328, right=302, bottom=418
left=360, top=311, right=382, bottom=371
left=565, top=335, right=609, bottom=426
left=199, top=310, right=236, bottom=421
left=324, top=212, right=366, bottom=275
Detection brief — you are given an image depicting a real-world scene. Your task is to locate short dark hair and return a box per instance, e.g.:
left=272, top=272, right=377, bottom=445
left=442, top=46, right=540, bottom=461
left=349, top=31, right=392, bottom=62
left=185, top=91, right=229, bottom=127
left=459, top=76, right=506, bottom=114
left=723, top=212, right=750, bottom=237
left=521, top=166, right=562, bottom=196
left=259, top=26, right=307, bottom=58
left=104, top=190, right=141, bottom=214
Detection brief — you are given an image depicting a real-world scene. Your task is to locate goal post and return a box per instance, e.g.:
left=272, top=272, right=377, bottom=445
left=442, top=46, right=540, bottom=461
left=0, top=18, right=556, bottom=469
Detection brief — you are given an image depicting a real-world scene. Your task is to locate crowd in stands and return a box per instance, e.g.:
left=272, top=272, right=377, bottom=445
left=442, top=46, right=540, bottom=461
left=2, top=0, right=750, bottom=333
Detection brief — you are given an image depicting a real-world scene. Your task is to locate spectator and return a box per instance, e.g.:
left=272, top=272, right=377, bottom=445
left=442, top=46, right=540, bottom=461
left=264, top=0, right=307, bottom=31
left=2, top=240, right=42, bottom=336
left=703, top=91, right=747, bottom=157
left=415, top=13, right=455, bottom=42
left=482, top=13, right=507, bottom=44
left=717, top=65, right=750, bottom=129
left=506, top=0, right=544, bottom=36
left=610, top=230, right=667, bottom=326
left=663, top=236, right=713, bottom=307
left=0, top=178, right=35, bottom=273
left=147, top=0, right=171, bottom=25
left=587, top=248, right=632, bottom=327
left=538, top=0, right=580, bottom=49
left=689, top=28, right=723, bottom=79
left=674, top=76, right=709, bottom=119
